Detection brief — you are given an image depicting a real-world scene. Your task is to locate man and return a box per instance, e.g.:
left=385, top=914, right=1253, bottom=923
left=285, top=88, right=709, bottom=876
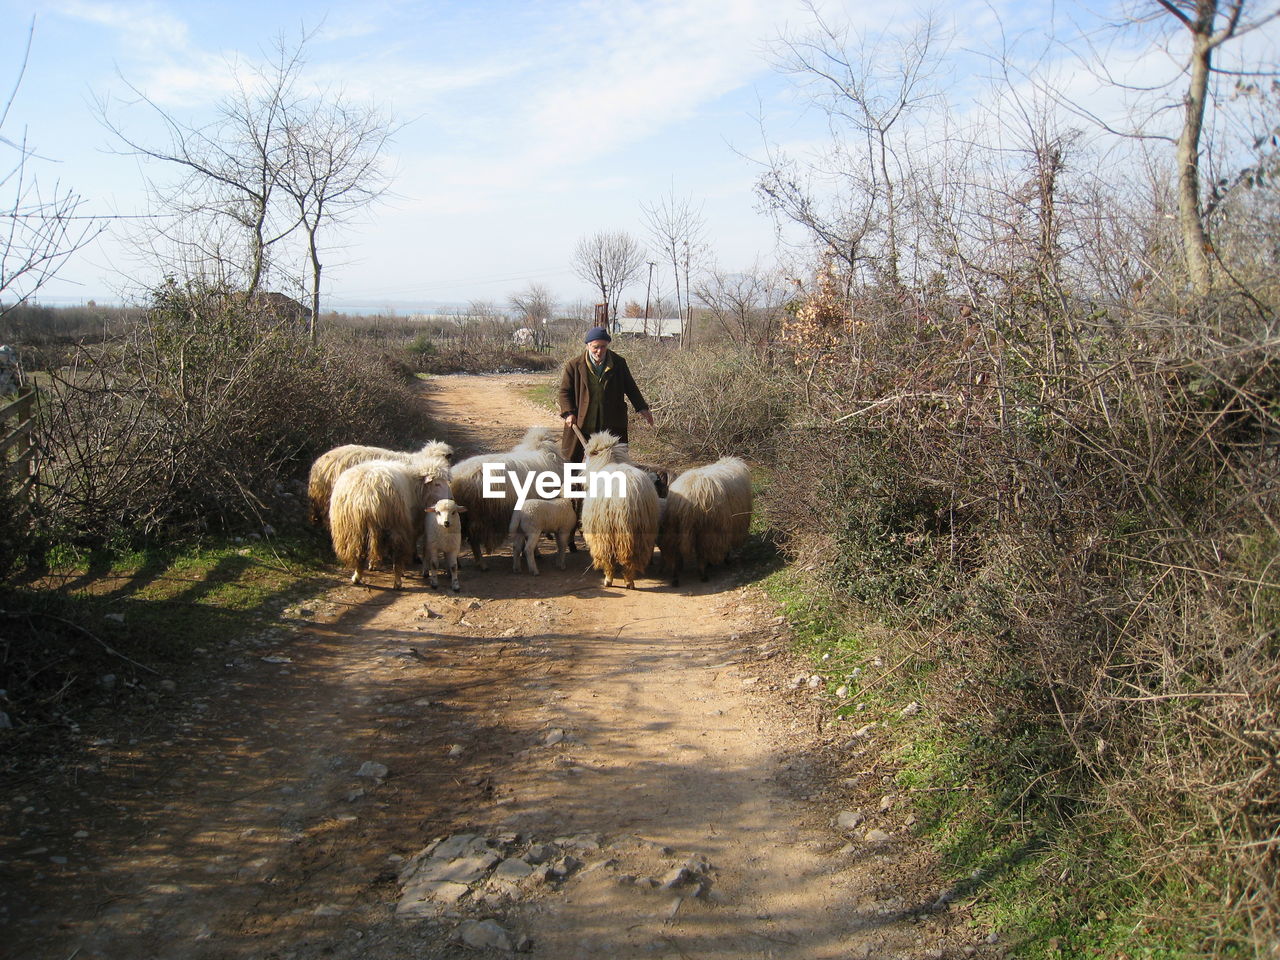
left=558, top=326, right=653, bottom=462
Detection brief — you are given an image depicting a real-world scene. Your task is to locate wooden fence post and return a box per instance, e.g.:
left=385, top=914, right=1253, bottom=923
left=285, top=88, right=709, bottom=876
left=0, top=387, right=38, bottom=508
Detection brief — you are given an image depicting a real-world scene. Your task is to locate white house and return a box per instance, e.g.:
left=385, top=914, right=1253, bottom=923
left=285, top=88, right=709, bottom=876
left=611, top=317, right=682, bottom=339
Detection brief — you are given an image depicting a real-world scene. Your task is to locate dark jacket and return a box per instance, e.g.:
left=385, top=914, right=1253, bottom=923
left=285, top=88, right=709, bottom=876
left=558, top=349, right=649, bottom=461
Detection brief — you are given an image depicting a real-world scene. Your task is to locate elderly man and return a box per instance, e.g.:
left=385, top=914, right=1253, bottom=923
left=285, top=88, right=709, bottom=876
left=558, top=326, right=653, bottom=462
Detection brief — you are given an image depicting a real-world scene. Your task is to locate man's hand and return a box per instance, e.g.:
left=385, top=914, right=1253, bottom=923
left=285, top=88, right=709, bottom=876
left=564, top=413, right=578, bottom=428
left=638, top=410, right=654, bottom=427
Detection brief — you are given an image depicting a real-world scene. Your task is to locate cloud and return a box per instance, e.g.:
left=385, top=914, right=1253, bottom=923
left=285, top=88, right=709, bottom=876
left=375, top=0, right=789, bottom=214
left=55, top=0, right=190, bottom=52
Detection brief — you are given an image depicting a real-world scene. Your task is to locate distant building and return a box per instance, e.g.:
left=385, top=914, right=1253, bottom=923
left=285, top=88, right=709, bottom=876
left=250, top=292, right=311, bottom=323
left=611, top=317, right=681, bottom=339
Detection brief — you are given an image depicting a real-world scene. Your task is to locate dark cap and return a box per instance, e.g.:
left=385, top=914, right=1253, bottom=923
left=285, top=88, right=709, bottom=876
left=584, top=326, right=612, bottom=344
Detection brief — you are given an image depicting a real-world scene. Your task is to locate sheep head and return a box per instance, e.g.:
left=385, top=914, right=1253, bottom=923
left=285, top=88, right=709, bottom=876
left=427, top=498, right=466, bottom=528
left=583, top=430, right=622, bottom=463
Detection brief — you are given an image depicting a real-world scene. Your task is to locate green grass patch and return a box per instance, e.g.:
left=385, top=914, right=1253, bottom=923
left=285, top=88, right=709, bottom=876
left=521, top=379, right=560, bottom=413
left=1, top=532, right=336, bottom=756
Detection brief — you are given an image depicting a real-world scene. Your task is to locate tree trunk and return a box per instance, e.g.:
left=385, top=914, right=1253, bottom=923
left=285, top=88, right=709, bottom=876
left=309, top=225, right=321, bottom=344
left=1176, top=7, right=1217, bottom=293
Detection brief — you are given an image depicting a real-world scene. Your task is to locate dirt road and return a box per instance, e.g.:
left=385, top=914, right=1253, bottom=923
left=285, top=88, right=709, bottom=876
left=3, top=374, right=987, bottom=959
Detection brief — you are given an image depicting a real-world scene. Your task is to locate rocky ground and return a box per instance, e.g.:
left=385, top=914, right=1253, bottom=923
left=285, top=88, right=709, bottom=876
left=1, top=373, right=1000, bottom=960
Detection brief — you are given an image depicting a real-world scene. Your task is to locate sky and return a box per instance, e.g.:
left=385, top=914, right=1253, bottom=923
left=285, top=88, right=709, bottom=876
left=1, top=0, right=1275, bottom=315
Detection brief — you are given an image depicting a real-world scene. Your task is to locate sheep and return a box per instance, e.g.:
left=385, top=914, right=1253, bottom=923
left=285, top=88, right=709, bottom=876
left=328, top=455, right=451, bottom=589
left=580, top=430, right=660, bottom=589
left=449, top=426, right=563, bottom=570
left=509, top=497, right=578, bottom=574
left=423, top=498, right=467, bottom=591
left=308, top=439, right=453, bottom=526
left=657, top=456, right=752, bottom=586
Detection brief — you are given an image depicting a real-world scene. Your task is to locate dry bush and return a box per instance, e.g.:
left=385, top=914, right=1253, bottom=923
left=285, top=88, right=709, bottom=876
left=762, top=271, right=1280, bottom=949
left=31, top=282, right=424, bottom=542
left=408, top=342, right=559, bottom=375
left=622, top=338, right=787, bottom=463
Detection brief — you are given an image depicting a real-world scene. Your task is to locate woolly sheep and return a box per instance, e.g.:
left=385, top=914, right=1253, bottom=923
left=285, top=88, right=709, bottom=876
left=423, top=498, right=467, bottom=592
left=509, top=497, right=578, bottom=575
left=580, top=431, right=660, bottom=589
left=328, top=456, right=451, bottom=589
left=657, top=456, right=752, bottom=586
left=449, top=426, right=563, bottom=571
left=309, top=439, right=453, bottom=526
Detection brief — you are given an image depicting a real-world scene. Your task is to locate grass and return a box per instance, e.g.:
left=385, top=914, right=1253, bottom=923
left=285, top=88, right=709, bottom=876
left=521, top=379, right=559, bottom=413
left=760, top=564, right=1236, bottom=959
left=1, top=532, right=335, bottom=762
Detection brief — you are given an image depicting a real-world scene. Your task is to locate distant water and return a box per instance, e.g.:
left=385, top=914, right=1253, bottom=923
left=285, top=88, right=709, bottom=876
left=327, top=302, right=471, bottom=317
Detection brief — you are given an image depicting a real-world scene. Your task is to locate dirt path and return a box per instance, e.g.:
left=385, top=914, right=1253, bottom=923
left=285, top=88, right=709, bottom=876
left=3, top=374, right=988, bottom=960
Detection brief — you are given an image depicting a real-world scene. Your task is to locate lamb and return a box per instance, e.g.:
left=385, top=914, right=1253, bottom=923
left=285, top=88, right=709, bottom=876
left=328, top=455, right=451, bottom=589
left=423, top=498, right=467, bottom=592
left=657, top=456, right=753, bottom=586
left=308, top=439, right=453, bottom=526
left=580, top=430, right=660, bottom=589
left=449, top=426, right=563, bottom=570
left=509, top=497, right=578, bottom=574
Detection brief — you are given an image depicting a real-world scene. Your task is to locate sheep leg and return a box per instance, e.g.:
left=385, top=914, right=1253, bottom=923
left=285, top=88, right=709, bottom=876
left=601, top=558, right=615, bottom=588
left=554, top=531, right=567, bottom=570
left=511, top=531, right=524, bottom=573
left=448, top=552, right=461, bottom=592
left=525, top=534, right=540, bottom=575
left=470, top=536, right=489, bottom=572
left=427, top=546, right=440, bottom=589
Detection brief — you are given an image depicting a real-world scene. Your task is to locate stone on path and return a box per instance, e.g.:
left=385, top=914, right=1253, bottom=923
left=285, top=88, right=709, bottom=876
left=457, top=919, right=515, bottom=952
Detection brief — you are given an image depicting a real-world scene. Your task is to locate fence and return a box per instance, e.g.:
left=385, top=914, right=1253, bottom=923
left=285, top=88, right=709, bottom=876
left=1, top=388, right=37, bottom=506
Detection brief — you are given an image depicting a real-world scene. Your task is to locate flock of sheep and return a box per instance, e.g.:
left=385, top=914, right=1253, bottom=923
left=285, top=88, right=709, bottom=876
left=307, top=425, right=753, bottom=593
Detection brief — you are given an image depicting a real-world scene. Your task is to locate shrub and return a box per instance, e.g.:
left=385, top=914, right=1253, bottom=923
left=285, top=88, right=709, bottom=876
left=30, top=281, right=425, bottom=544
left=622, top=339, right=787, bottom=463
left=760, top=272, right=1280, bottom=953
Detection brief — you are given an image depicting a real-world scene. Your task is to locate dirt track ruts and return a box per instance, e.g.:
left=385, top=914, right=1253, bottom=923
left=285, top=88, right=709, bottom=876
left=2, top=373, right=991, bottom=960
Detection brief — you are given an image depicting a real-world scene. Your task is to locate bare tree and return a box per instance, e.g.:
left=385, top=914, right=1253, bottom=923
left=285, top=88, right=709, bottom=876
left=280, top=93, right=392, bottom=338
left=1, top=20, right=99, bottom=316
left=760, top=4, right=947, bottom=291
left=101, top=33, right=313, bottom=295
left=508, top=282, right=556, bottom=324
left=1059, top=1, right=1280, bottom=294
left=1152, top=0, right=1280, bottom=291
left=570, top=230, right=646, bottom=325
left=641, top=188, right=708, bottom=344
left=102, top=27, right=391, bottom=319
left=694, top=261, right=792, bottom=355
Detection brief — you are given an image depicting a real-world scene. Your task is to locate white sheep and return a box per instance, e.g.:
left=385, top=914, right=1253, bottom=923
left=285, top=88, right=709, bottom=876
left=423, top=498, right=467, bottom=591
left=657, top=456, right=752, bottom=586
left=309, top=439, right=453, bottom=526
left=509, top=497, right=578, bottom=574
left=449, top=426, right=563, bottom=570
left=580, top=431, right=660, bottom=589
left=329, top=457, right=447, bottom=589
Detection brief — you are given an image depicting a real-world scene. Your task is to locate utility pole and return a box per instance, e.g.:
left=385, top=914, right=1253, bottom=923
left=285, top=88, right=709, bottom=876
left=643, top=261, right=655, bottom=337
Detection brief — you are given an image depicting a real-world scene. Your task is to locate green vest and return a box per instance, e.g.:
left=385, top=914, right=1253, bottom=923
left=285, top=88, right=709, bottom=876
left=583, top=352, right=612, bottom=436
